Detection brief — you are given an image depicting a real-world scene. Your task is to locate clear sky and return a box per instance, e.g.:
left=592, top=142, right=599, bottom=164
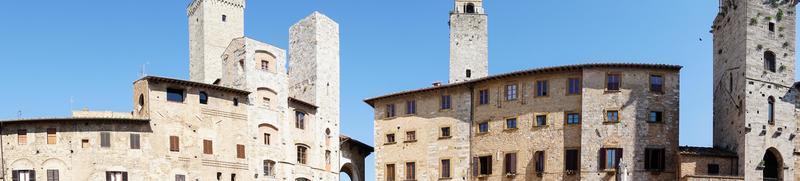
left=0, top=1, right=794, bottom=180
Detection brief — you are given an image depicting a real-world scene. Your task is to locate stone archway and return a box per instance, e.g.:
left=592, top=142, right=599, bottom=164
left=339, top=135, right=373, bottom=181
left=762, top=147, right=783, bottom=181
left=340, top=163, right=356, bottom=181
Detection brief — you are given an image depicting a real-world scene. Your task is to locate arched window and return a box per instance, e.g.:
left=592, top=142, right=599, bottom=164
left=765, top=51, right=776, bottom=72
left=138, top=94, right=145, bottom=107
left=297, top=145, right=309, bottom=164
left=263, top=160, right=276, bottom=176
left=199, top=91, right=208, bottom=105
left=465, top=3, right=476, bottom=14
left=768, top=96, right=775, bottom=124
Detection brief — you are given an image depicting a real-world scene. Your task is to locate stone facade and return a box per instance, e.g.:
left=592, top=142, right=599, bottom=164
left=449, top=0, right=488, bottom=83
left=188, top=0, right=245, bottom=84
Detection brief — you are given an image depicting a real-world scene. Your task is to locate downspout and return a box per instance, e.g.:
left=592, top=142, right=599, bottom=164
left=467, top=85, right=475, bottom=180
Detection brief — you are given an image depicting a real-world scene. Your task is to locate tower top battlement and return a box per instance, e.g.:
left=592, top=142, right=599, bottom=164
left=187, top=0, right=245, bottom=16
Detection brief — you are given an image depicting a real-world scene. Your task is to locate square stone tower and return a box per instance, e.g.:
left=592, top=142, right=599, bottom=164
left=712, top=0, right=797, bottom=180
left=449, top=0, right=488, bottom=83
left=188, top=0, right=245, bottom=84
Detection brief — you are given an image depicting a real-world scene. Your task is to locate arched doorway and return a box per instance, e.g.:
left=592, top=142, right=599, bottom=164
left=762, top=148, right=782, bottom=181
left=340, top=163, right=356, bottom=181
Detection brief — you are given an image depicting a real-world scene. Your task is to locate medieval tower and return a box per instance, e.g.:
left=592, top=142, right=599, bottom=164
left=449, top=0, right=488, bottom=83
left=712, top=0, right=797, bottom=180
left=188, top=0, right=245, bottom=84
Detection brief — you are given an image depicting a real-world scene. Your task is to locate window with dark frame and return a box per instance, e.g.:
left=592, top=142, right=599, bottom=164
left=478, top=89, right=490, bottom=105
left=441, top=95, right=452, bottom=109
left=600, top=148, right=623, bottom=170
left=478, top=122, right=489, bottom=133
left=167, top=88, right=185, bottom=102
left=406, top=162, right=416, bottom=180
left=236, top=144, right=245, bottom=159
left=406, top=100, right=416, bottom=115
left=170, top=136, right=180, bottom=152
left=130, top=134, right=140, bottom=149
left=606, top=74, right=621, bottom=91
left=222, top=14, right=227, bottom=22
left=708, top=164, right=720, bottom=175
left=386, top=164, right=396, bottom=181
left=536, top=115, right=547, bottom=127
left=47, top=169, right=59, bottom=181
left=536, top=80, right=549, bottom=97
left=466, top=69, right=472, bottom=78
left=203, top=140, right=213, bottom=154
left=534, top=151, right=545, bottom=174
left=296, top=111, right=306, bottom=129
left=386, top=104, right=396, bottom=117
left=465, top=3, right=476, bottom=13
left=386, top=134, right=396, bottom=143
left=441, top=159, right=451, bottom=178
left=233, top=98, right=239, bottom=106
left=644, top=148, right=666, bottom=171
left=504, top=153, right=517, bottom=175
left=175, top=174, right=186, bottom=181
left=406, top=131, right=416, bottom=142
left=606, top=111, right=620, bottom=123
left=650, top=75, right=664, bottom=93
left=264, top=133, right=270, bottom=145
left=505, top=84, right=518, bottom=101
left=506, top=118, right=517, bottom=129
left=101, top=132, right=111, bottom=148
left=441, top=127, right=451, bottom=138
left=263, top=160, right=276, bottom=176
left=566, top=113, right=580, bottom=125
left=768, top=96, right=775, bottom=124
left=769, top=22, right=775, bottom=32
left=567, top=78, right=581, bottom=95
left=565, top=149, right=580, bottom=173
left=649, top=111, right=663, bottom=123
left=105, top=171, right=128, bottom=181
left=297, top=146, right=308, bottom=164
left=476, top=156, right=492, bottom=176
left=765, top=51, right=777, bottom=72
left=261, top=61, right=269, bottom=71
left=199, top=91, right=209, bottom=104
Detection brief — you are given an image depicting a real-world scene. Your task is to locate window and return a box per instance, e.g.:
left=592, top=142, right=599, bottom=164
left=297, top=146, right=308, bottom=164
left=405, top=162, right=416, bottom=180
left=768, top=96, right=775, bottom=124
left=47, top=169, right=59, bottom=181
left=504, top=153, right=517, bottom=175
left=465, top=3, right=476, bottom=13
left=441, top=159, right=451, bottom=178
left=606, top=74, right=621, bottom=91
left=82, top=139, right=90, bottom=148
left=644, top=148, right=666, bottom=171
left=565, top=149, right=580, bottom=173
left=233, top=98, right=239, bottom=106
left=222, top=14, right=227, bottom=22
left=536, top=115, right=547, bottom=127
left=606, top=110, right=619, bottom=123
left=505, top=84, right=518, bottom=101
left=769, top=22, right=775, bottom=32
left=441, top=127, right=451, bottom=138
left=475, top=156, right=492, bottom=176
left=649, top=111, right=663, bottom=123
left=325, top=150, right=332, bottom=168
left=708, top=164, right=720, bottom=175
left=175, top=175, right=185, bottom=181
left=567, top=78, right=581, bottom=95
left=264, top=160, right=276, bottom=176
left=478, top=89, right=490, bottom=105
left=167, top=88, right=185, bottom=102
left=101, top=132, right=111, bottom=148
left=506, top=118, right=517, bottom=129
left=650, top=75, right=664, bottom=93
left=138, top=94, right=145, bottom=107
left=536, top=80, right=549, bottom=97
left=765, top=51, right=776, bottom=72
left=405, top=100, right=416, bottom=115
left=130, top=134, right=140, bottom=149
left=170, top=136, right=180, bottom=152
left=440, top=95, right=452, bottom=109
left=478, top=122, right=489, bottom=133
left=12, top=170, right=34, bottom=181
left=105, top=171, right=128, bottom=181
left=386, top=134, right=396, bottom=143
left=386, top=104, right=396, bottom=117
left=406, top=131, right=416, bottom=142
left=600, top=148, right=623, bottom=170
left=386, top=164, right=396, bottom=181
left=566, top=113, right=580, bottom=124
left=466, top=69, right=472, bottom=78
left=199, top=91, right=208, bottom=104
left=231, top=174, right=236, bottom=181
left=203, top=140, right=213, bottom=154
left=217, top=172, right=222, bottom=180
left=264, top=133, right=270, bottom=145
left=17, top=129, right=27, bottom=145
left=236, top=144, right=245, bottom=159
left=295, top=111, right=306, bottom=129
left=535, top=151, right=545, bottom=174
left=261, top=61, right=269, bottom=71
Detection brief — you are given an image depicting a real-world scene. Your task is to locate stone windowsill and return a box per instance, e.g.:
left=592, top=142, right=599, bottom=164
left=504, top=128, right=519, bottom=131
left=533, top=125, right=548, bottom=128
left=438, top=136, right=453, bottom=140
left=438, top=177, right=452, bottom=180
left=603, top=121, right=620, bottom=124
left=475, top=132, right=489, bottom=136
left=384, top=142, right=397, bottom=145
left=604, top=90, right=621, bottom=94
left=403, top=140, right=418, bottom=143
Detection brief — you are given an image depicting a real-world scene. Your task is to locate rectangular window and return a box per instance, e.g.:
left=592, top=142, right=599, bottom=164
left=536, top=115, right=547, bottom=127
left=650, top=75, right=664, bottom=93
left=263, top=160, right=275, bottom=176
left=565, top=149, right=580, bottom=172
left=649, top=111, right=663, bottom=123
left=478, top=89, right=490, bottom=105
left=261, top=61, right=269, bottom=71
left=386, top=164, right=396, bottom=181
left=644, top=148, right=666, bottom=171
left=478, top=122, right=489, bottom=133
left=535, top=151, right=545, bottom=174
left=18, top=129, right=27, bottom=145
left=175, top=175, right=185, bottom=181
left=504, top=153, right=517, bottom=175
left=505, top=84, right=518, bottom=101
left=406, top=131, right=416, bottom=142
left=236, top=144, right=245, bottom=159
left=47, top=169, right=59, bottom=181
left=708, top=164, right=720, bottom=175
left=130, top=134, right=140, bottom=149
left=264, top=133, right=270, bottom=145
left=47, top=128, right=57, bottom=144
left=566, top=113, right=581, bottom=124
left=441, top=159, right=451, bottom=178
left=166, top=88, right=185, bottom=102
left=326, top=150, right=332, bottom=168
left=606, top=110, right=619, bottom=123
left=297, top=146, right=308, bottom=164
left=536, top=80, right=549, bottom=97
left=295, top=111, right=306, bottom=129
left=405, top=162, right=416, bottom=180
left=12, top=170, right=35, bottom=181
left=441, top=95, right=452, bottom=109
left=607, top=74, right=621, bottom=91
left=386, top=134, right=396, bottom=143
left=477, top=156, right=492, bottom=175
left=567, top=78, right=582, bottom=95
left=105, top=171, right=128, bottom=181
left=203, top=140, right=213, bottom=154
left=506, top=118, right=517, bottom=129
left=386, top=104, right=396, bottom=118
left=82, top=139, right=90, bottom=148
left=405, top=100, right=416, bottom=115
left=170, top=136, right=180, bottom=152
left=600, top=148, right=623, bottom=170
left=101, top=132, right=111, bottom=148
left=441, top=127, right=451, bottom=138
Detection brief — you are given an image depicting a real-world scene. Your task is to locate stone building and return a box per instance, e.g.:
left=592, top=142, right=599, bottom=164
left=0, top=0, right=371, bottom=181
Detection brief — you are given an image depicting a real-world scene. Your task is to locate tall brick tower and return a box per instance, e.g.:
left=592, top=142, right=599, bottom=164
left=188, top=0, right=245, bottom=84
left=449, top=0, right=488, bottom=83
left=712, top=0, right=796, bottom=180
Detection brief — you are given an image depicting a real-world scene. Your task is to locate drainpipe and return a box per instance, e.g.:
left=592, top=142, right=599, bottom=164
left=467, top=85, right=475, bottom=180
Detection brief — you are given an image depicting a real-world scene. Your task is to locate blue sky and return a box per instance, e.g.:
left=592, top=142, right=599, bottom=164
left=0, top=0, right=790, bottom=180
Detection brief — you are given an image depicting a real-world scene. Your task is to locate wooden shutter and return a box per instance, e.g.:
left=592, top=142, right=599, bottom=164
left=18, top=130, right=27, bottom=145
left=47, top=169, right=59, bottom=181
left=615, top=148, right=623, bottom=169
left=203, top=140, right=213, bottom=154
left=510, top=153, right=517, bottom=173
left=599, top=149, right=606, bottom=170
left=237, top=144, right=245, bottom=158
left=644, top=149, right=651, bottom=170
left=30, top=170, right=36, bottom=181
left=472, top=157, right=479, bottom=176
left=106, top=172, right=111, bottom=181
left=130, top=134, right=140, bottom=149
left=101, top=132, right=110, bottom=148
left=47, top=128, right=57, bottom=144
left=122, top=172, right=128, bottom=181
left=170, top=136, right=179, bottom=152
left=12, top=170, right=18, bottom=181
left=486, top=156, right=492, bottom=174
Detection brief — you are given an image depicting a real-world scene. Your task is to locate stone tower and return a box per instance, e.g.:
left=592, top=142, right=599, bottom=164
left=449, top=0, right=488, bottom=83
left=188, top=0, right=245, bottom=84
left=712, top=0, right=796, bottom=179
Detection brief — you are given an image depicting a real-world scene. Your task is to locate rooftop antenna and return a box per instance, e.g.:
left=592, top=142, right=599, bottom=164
left=140, top=61, right=151, bottom=78
left=16, top=110, right=22, bottom=119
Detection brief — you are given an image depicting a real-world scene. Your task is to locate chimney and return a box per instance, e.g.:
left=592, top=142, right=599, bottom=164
left=432, top=81, right=442, bottom=87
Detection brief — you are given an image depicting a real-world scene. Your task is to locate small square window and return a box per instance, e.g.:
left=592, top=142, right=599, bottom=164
left=386, top=134, right=396, bottom=143
left=478, top=122, right=489, bottom=133
left=222, top=15, right=227, bottom=22
left=606, top=111, right=620, bottom=123
left=649, top=111, right=663, bottom=123
left=536, top=115, right=547, bottom=126
left=506, top=118, right=517, bottom=129
left=566, top=113, right=580, bottom=125
left=536, top=80, right=549, bottom=97
left=606, top=74, right=621, bottom=91
left=406, top=131, right=416, bottom=142
left=650, top=75, right=664, bottom=93
left=441, top=127, right=451, bottom=138
left=708, top=164, right=720, bottom=175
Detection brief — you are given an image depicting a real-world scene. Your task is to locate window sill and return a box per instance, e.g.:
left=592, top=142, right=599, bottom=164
left=533, top=125, right=548, bottom=128
left=505, top=173, right=518, bottom=177
left=603, top=121, right=620, bottom=124
left=566, top=93, right=581, bottom=96
left=650, top=91, right=665, bottom=94
left=403, top=140, right=418, bottom=143
left=601, top=169, right=617, bottom=173
left=534, top=95, right=549, bottom=98
left=475, top=132, right=489, bottom=136
left=565, top=123, right=581, bottom=126
left=646, top=170, right=664, bottom=174
left=604, top=90, right=621, bottom=94
left=504, top=128, right=519, bottom=131
left=438, top=136, right=452, bottom=140
left=438, top=177, right=453, bottom=180
left=384, top=142, right=397, bottom=145
left=647, top=121, right=665, bottom=124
